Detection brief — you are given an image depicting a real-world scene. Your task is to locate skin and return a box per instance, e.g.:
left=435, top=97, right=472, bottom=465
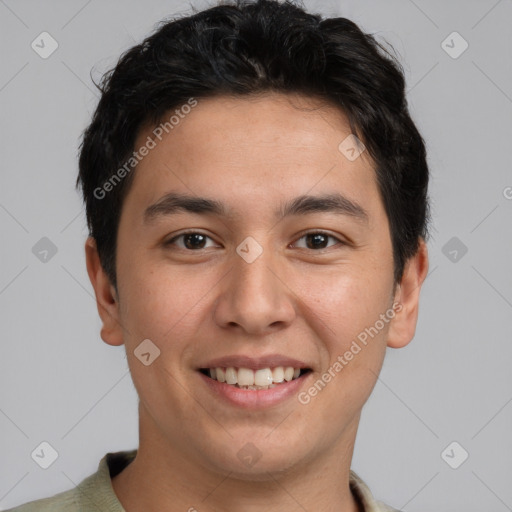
left=85, top=92, right=429, bottom=512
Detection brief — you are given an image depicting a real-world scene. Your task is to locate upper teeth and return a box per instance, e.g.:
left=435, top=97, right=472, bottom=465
left=208, top=367, right=301, bottom=386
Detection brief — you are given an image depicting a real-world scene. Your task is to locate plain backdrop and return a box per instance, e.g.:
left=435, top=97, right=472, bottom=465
left=1, top=1, right=511, bottom=510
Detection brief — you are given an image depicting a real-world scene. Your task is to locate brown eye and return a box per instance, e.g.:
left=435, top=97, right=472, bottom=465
left=165, top=232, right=216, bottom=250
left=292, top=231, right=344, bottom=250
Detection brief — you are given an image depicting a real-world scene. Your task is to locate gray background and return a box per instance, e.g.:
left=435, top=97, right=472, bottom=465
left=1, top=0, right=511, bottom=510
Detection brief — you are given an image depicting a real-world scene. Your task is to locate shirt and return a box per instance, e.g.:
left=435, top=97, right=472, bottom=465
left=5, top=450, right=402, bottom=512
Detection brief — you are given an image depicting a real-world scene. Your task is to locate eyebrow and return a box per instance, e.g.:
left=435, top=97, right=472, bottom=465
left=143, top=191, right=369, bottom=225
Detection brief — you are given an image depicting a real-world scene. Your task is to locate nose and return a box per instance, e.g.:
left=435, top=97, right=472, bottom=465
left=212, top=240, right=296, bottom=335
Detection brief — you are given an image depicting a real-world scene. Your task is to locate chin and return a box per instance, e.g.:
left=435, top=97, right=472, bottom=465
left=222, top=455, right=304, bottom=482
left=199, top=437, right=307, bottom=480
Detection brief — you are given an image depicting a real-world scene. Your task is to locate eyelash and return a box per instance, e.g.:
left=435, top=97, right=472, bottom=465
left=164, top=230, right=346, bottom=251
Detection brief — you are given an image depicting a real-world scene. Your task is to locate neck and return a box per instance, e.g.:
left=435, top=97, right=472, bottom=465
left=112, top=407, right=362, bottom=512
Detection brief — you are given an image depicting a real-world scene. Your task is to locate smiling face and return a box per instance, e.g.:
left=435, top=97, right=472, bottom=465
left=86, top=92, right=427, bottom=481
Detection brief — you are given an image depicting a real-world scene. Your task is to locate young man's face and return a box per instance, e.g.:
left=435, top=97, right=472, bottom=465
left=87, top=92, right=427, bottom=478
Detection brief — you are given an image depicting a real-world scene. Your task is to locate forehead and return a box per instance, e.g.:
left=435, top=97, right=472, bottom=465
left=124, top=92, right=380, bottom=222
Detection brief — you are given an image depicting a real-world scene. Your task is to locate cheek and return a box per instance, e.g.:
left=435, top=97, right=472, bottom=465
left=116, top=263, right=161, bottom=333
left=296, top=271, right=392, bottom=427
left=119, top=262, right=217, bottom=345
left=294, top=262, right=393, bottom=347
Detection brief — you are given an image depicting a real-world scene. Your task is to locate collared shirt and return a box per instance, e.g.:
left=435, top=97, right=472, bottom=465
left=5, top=450, right=401, bottom=512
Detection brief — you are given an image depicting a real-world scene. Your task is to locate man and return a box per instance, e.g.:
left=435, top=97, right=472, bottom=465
left=7, top=0, right=429, bottom=510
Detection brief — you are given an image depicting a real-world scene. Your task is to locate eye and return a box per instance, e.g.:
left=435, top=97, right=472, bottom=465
left=291, top=231, right=345, bottom=250
left=164, top=230, right=345, bottom=252
left=165, top=231, right=218, bottom=250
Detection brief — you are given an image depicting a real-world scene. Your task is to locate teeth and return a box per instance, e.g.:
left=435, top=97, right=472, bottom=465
left=272, top=366, right=284, bottom=383
left=238, top=368, right=254, bottom=386
left=204, top=366, right=306, bottom=388
left=254, top=368, right=273, bottom=386
left=225, top=367, right=237, bottom=385
left=216, top=367, right=226, bottom=383
left=284, top=367, right=294, bottom=382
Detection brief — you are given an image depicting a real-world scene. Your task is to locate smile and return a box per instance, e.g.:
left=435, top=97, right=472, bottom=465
left=199, top=366, right=311, bottom=390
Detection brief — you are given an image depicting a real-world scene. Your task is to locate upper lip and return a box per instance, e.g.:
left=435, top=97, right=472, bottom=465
left=198, top=355, right=310, bottom=371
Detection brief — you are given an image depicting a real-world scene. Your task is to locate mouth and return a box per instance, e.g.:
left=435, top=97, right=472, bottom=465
left=198, top=366, right=312, bottom=390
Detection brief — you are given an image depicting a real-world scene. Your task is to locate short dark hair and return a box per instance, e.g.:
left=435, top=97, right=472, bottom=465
left=77, top=0, right=430, bottom=292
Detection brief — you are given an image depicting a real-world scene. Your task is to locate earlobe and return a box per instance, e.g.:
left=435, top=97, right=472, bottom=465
left=84, top=237, right=125, bottom=347
left=386, top=238, right=429, bottom=349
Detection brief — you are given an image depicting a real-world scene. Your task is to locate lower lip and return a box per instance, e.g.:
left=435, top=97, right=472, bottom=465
left=198, top=371, right=311, bottom=409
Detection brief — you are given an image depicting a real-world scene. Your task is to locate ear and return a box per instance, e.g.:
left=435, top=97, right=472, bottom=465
left=387, top=238, right=429, bottom=349
left=85, top=236, right=124, bottom=347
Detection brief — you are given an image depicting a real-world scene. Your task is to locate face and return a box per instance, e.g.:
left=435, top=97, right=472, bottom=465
left=87, top=92, right=427, bottom=479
